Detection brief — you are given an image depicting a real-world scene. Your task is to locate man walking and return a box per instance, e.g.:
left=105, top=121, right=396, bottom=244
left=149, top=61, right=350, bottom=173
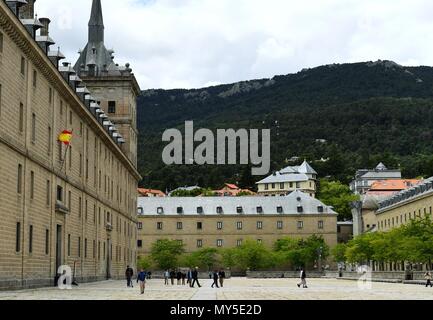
left=219, top=269, right=226, bottom=288
left=137, top=269, right=147, bottom=294
left=191, top=267, right=202, bottom=288
left=125, top=265, right=134, bottom=288
left=211, top=270, right=219, bottom=288
left=425, top=272, right=433, bottom=287
left=170, top=270, right=176, bottom=286
left=177, top=270, right=182, bottom=285
left=187, top=268, right=193, bottom=287
left=297, top=269, right=308, bottom=288
left=164, top=270, right=170, bottom=285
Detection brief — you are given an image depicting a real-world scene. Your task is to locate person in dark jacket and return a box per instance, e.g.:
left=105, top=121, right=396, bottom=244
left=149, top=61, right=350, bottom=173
left=191, top=267, right=202, bottom=288
left=181, top=272, right=186, bottom=285
left=125, top=266, right=134, bottom=288
left=137, top=269, right=147, bottom=294
left=218, top=270, right=226, bottom=288
left=187, top=269, right=193, bottom=287
left=177, top=270, right=182, bottom=285
left=211, top=270, right=219, bottom=288
left=170, top=270, right=176, bottom=285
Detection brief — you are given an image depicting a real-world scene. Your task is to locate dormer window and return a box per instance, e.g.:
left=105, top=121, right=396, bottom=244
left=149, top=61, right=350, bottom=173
left=317, top=206, right=324, bottom=213
left=257, top=206, right=263, bottom=214
left=177, top=207, right=183, bottom=215
left=217, top=206, right=223, bottom=214
left=277, top=206, right=283, bottom=214
left=197, top=207, right=204, bottom=214
left=237, top=206, right=243, bottom=214
left=297, top=206, right=303, bottom=213
left=157, top=207, right=164, bottom=214
left=137, top=207, right=144, bottom=215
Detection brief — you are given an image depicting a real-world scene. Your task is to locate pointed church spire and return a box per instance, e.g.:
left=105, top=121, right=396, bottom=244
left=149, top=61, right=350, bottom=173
left=88, top=0, right=104, bottom=43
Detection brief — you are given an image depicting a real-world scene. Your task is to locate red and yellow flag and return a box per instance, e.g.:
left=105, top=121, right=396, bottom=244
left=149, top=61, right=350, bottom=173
left=58, top=130, right=73, bottom=145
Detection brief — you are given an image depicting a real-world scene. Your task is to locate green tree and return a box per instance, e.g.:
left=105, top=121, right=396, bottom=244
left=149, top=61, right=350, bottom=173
left=317, top=179, right=359, bottom=221
left=187, top=248, right=221, bottom=270
left=332, top=243, right=347, bottom=263
left=233, top=239, right=276, bottom=271
left=150, top=239, right=185, bottom=270
left=137, top=256, right=153, bottom=270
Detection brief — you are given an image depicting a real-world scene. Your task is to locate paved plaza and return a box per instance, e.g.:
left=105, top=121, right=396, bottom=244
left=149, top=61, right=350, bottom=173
left=0, top=278, right=432, bottom=300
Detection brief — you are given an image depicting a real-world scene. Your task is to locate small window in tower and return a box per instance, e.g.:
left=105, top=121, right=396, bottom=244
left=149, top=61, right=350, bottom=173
left=108, top=101, right=116, bottom=114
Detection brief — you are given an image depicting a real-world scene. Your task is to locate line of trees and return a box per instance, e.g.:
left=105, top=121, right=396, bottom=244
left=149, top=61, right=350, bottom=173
left=137, top=236, right=330, bottom=272
left=332, top=217, right=433, bottom=270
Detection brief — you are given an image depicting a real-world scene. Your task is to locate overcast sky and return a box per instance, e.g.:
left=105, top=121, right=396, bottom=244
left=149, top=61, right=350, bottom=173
left=35, top=0, right=433, bottom=90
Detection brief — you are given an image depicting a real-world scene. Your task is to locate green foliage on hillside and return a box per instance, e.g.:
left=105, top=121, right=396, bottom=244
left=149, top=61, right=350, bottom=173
left=137, top=61, right=433, bottom=192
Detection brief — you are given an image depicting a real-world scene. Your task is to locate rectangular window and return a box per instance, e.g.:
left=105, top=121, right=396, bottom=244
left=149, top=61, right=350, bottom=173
left=78, top=237, right=81, bottom=257
left=157, top=222, right=163, bottom=230
left=0, top=84, right=2, bottom=118
left=84, top=238, right=87, bottom=258
left=237, top=207, right=243, bottom=214
left=20, top=56, right=25, bottom=75
left=79, top=154, right=82, bottom=176
left=237, top=221, right=243, bottom=230
left=317, top=206, right=324, bottom=213
left=217, top=221, right=223, bottom=230
left=29, top=225, right=33, bottom=253
left=217, top=239, right=223, bottom=248
left=45, top=229, right=49, bottom=255
left=30, top=171, right=34, bottom=199
left=197, top=239, right=203, bottom=248
left=108, top=101, right=116, bottom=114
left=48, top=126, right=52, bottom=154
left=98, top=241, right=101, bottom=260
left=257, top=239, right=263, bottom=244
left=280, top=183, right=284, bottom=189
left=257, top=221, right=263, bottom=230
left=237, top=239, right=243, bottom=247
left=19, top=103, right=24, bottom=132
left=256, top=206, right=263, bottom=214
left=297, top=206, right=303, bottom=213
left=197, top=222, right=203, bottom=230
left=68, top=234, right=71, bottom=256
left=277, top=221, right=283, bottom=230
left=318, top=221, right=324, bottom=229
left=16, top=222, right=21, bottom=252
left=177, top=222, right=183, bottom=230
left=31, top=113, right=36, bottom=142
left=0, top=32, right=3, bottom=53
left=46, top=180, right=50, bottom=206
left=17, top=164, right=22, bottom=194
left=78, top=197, right=82, bottom=217
left=33, top=70, right=37, bottom=87
left=93, top=240, right=96, bottom=259
left=49, top=88, right=52, bottom=104
left=297, top=221, right=304, bottom=229
left=277, top=206, right=283, bottom=214
left=216, top=207, right=223, bottom=214
left=69, top=111, right=73, bottom=125
left=265, top=184, right=269, bottom=191
left=56, top=185, right=63, bottom=202
left=137, top=240, right=143, bottom=248
left=137, top=222, right=143, bottom=230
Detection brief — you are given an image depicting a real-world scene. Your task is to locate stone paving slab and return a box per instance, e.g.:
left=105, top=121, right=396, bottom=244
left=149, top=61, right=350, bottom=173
left=0, top=278, right=432, bottom=300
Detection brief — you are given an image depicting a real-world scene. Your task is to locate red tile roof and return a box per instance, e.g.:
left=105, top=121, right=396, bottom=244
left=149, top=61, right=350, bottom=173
left=369, top=179, right=421, bottom=191
left=138, top=188, right=166, bottom=197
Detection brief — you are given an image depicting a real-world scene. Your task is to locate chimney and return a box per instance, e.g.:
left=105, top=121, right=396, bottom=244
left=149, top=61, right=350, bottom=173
left=19, top=0, right=36, bottom=19
left=39, top=17, right=50, bottom=36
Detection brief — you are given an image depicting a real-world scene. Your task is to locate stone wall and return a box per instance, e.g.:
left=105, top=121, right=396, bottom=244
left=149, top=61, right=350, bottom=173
left=247, top=271, right=325, bottom=278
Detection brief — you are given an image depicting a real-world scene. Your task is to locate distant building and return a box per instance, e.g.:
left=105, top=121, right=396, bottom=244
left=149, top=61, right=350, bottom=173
left=350, top=163, right=402, bottom=195
left=213, top=184, right=256, bottom=197
left=138, top=188, right=166, bottom=198
left=256, top=161, right=317, bottom=197
left=351, top=179, right=422, bottom=236
left=168, top=186, right=201, bottom=196
left=136, top=191, right=337, bottom=254
left=376, top=177, right=433, bottom=232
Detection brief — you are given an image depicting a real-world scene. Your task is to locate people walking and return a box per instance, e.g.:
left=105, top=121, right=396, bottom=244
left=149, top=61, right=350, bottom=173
left=297, top=269, right=308, bottom=288
left=211, top=270, right=219, bottom=288
left=137, top=269, right=147, bottom=294
left=125, top=265, right=134, bottom=288
left=191, top=267, right=202, bottom=288
left=170, top=270, right=176, bottom=285
left=425, top=272, right=433, bottom=287
left=218, top=269, right=226, bottom=288
left=164, top=270, right=170, bottom=285
left=208, top=271, right=212, bottom=279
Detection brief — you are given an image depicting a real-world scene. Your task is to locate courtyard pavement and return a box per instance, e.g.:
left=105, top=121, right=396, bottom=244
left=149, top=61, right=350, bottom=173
left=0, top=278, right=432, bottom=300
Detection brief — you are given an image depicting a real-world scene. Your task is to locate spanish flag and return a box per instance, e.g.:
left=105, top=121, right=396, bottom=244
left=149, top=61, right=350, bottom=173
left=58, top=130, right=73, bottom=145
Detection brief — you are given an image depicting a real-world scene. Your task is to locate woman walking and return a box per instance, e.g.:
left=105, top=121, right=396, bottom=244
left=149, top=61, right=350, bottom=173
left=297, top=269, right=308, bottom=288
left=425, top=272, right=433, bottom=287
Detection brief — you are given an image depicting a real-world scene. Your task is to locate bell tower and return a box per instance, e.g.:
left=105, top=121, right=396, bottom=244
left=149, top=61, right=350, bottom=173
left=74, top=0, right=140, bottom=166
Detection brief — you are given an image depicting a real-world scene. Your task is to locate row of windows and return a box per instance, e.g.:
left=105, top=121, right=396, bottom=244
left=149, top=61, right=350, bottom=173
left=15, top=223, right=133, bottom=262
left=264, top=182, right=306, bottom=190
left=138, top=238, right=270, bottom=249
left=140, top=205, right=325, bottom=216
left=140, top=220, right=325, bottom=231
left=378, top=207, right=432, bottom=230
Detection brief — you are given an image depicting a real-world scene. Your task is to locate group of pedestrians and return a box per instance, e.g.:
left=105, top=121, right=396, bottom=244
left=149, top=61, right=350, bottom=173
left=163, top=267, right=226, bottom=288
